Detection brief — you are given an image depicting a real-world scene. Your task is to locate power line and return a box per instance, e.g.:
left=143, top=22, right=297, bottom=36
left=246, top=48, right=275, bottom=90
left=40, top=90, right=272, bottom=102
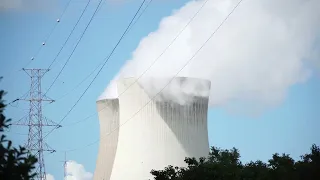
left=13, top=0, right=97, bottom=108
left=42, top=0, right=93, bottom=98
left=46, top=0, right=92, bottom=70
left=103, top=0, right=209, bottom=107
left=5, top=130, right=52, bottom=136
left=55, top=0, right=244, bottom=152
left=54, top=0, right=207, bottom=127
left=25, top=0, right=73, bottom=69
left=96, top=0, right=108, bottom=15
left=45, top=0, right=154, bottom=105
left=55, top=63, right=101, bottom=101
left=43, top=0, right=147, bottom=139
left=41, top=63, right=100, bottom=110
left=63, top=112, right=97, bottom=127
left=45, top=0, right=126, bottom=97
left=127, top=0, right=153, bottom=33
left=6, top=0, right=152, bottom=114
left=7, top=0, right=73, bottom=105
left=9, top=0, right=151, bottom=112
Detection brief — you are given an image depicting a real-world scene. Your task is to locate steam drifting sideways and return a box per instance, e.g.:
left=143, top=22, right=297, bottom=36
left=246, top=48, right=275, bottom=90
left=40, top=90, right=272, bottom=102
left=99, top=0, right=320, bottom=108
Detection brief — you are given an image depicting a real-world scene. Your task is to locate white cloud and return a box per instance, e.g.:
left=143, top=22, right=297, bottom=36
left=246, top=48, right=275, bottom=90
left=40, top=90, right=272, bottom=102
left=0, top=0, right=56, bottom=12
left=43, top=161, right=92, bottom=180
left=65, top=160, right=93, bottom=180
left=101, top=0, right=320, bottom=111
left=46, top=174, right=55, bottom=180
left=0, top=0, right=21, bottom=9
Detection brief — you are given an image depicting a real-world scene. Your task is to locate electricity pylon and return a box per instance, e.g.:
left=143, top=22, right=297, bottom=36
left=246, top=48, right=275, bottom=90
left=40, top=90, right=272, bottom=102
left=13, top=68, right=61, bottom=180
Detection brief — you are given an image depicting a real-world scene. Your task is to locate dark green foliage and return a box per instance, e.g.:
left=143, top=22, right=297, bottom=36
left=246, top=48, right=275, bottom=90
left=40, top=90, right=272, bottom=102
left=151, top=143, right=320, bottom=180
left=0, top=88, right=38, bottom=180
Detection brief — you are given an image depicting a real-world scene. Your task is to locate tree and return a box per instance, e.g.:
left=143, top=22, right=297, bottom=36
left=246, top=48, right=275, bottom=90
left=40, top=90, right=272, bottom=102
left=0, top=85, right=38, bottom=179
left=151, top=144, right=320, bottom=180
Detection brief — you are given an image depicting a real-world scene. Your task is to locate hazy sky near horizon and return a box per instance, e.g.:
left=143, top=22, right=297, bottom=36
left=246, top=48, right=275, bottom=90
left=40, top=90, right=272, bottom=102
left=1, top=0, right=320, bottom=179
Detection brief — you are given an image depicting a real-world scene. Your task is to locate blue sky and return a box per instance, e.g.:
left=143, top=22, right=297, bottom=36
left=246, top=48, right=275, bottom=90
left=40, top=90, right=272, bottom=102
left=1, top=0, right=320, bottom=179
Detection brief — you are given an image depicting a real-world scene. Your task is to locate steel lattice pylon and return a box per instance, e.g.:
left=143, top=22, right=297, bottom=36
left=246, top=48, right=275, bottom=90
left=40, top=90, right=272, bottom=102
left=13, top=68, right=61, bottom=180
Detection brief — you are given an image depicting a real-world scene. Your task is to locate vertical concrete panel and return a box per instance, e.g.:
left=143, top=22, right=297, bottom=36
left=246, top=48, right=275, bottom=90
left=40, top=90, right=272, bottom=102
left=93, top=99, right=119, bottom=180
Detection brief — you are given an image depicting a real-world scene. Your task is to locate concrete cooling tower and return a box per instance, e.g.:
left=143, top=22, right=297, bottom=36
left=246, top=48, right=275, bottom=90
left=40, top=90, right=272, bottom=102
left=94, top=77, right=211, bottom=180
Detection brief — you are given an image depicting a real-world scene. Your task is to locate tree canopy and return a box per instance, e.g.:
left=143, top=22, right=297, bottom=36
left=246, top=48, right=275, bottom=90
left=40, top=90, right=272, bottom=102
left=0, top=87, right=38, bottom=180
left=151, top=145, right=320, bottom=180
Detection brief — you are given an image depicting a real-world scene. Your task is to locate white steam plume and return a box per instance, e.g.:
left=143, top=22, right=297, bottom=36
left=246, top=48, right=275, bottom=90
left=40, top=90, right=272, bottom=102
left=99, top=0, right=320, bottom=108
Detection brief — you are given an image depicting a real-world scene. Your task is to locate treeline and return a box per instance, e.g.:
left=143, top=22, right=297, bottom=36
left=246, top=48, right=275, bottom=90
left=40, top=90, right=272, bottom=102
left=151, top=145, right=320, bottom=180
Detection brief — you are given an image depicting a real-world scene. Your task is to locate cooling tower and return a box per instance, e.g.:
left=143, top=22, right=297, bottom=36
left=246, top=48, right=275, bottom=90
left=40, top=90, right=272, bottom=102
left=94, top=77, right=211, bottom=180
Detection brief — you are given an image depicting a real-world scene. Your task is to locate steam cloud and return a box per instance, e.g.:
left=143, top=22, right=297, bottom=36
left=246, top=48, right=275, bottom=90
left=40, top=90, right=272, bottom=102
left=100, top=0, right=320, bottom=108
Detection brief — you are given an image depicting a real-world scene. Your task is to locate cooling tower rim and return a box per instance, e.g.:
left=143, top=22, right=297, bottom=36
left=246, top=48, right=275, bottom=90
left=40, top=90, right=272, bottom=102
left=118, top=76, right=211, bottom=84
left=97, top=76, right=211, bottom=102
left=96, top=98, right=118, bottom=103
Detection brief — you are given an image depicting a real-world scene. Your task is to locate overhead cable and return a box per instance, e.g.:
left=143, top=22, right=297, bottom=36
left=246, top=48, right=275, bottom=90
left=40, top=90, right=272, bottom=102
left=46, top=0, right=92, bottom=70
left=25, top=0, right=73, bottom=69
left=53, top=0, right=206, bottom=127
left=55, top=0, right=244, bottom=152
left=43, top=0, right=147, bottom=139
left=7, top=0, right=72, bottom=103
left=46, top=0, right=154, bottom=106
left=58, top=0, right=207, bottom=127
left=43, top=0, right=93, bottom=97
